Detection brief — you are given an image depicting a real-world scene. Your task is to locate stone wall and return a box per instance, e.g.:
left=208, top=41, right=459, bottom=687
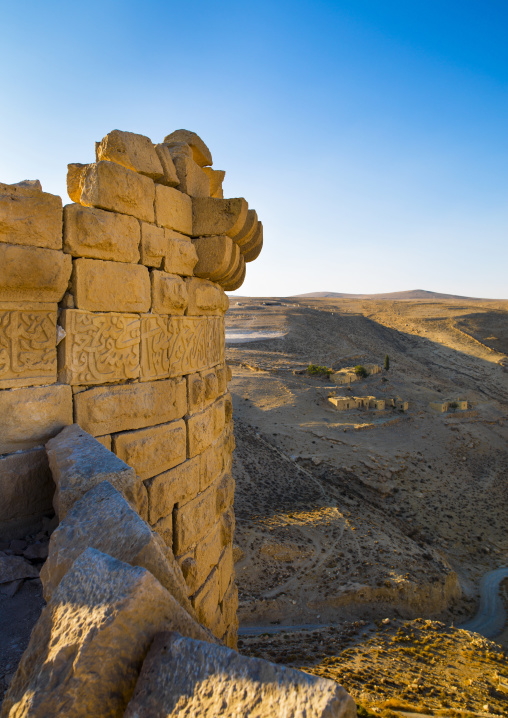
left=0, top=128, right=264, bottom=646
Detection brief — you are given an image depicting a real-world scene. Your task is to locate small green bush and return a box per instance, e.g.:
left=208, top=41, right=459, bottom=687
left=307, top=364, right=333, bottom=377
left=354, top=365, right=368, bottom=378
left=384, top=354, right=390, bottom=371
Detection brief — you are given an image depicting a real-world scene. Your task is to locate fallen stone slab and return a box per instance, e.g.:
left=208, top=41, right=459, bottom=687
left=40, top=481, right=193, bottom=616
left=0, top=554, right=39, bottom=583
left=124, top=631, right=357, bottom=718
left=2, top=548, right=214, bottom=718
left=45, top=424, right=144, bottom=520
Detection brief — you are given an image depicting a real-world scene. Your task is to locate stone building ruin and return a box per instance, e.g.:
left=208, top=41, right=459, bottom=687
left=0, top=129, right=356, bottom=716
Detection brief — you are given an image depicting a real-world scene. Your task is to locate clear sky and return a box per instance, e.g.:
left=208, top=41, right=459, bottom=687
left=1, top=1, right=507, bottom=298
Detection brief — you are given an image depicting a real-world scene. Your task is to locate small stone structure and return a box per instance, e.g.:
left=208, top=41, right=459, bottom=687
left=329, top=395, right=386, bottom=410
left=331, top=364, right=381, bottom=385
left=429, top=399, right=468, bottom=413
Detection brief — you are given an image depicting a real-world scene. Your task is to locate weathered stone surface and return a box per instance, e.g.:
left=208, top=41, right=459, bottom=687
left=46, top=424, right=141, bottom=520
left=73, top=378, right=187, bottom=435
left=150, top=270, right=188, bottom=314
left=0, top=243, right=71, bottom=303
left=221, top=576, right=238, bottom=625
left=192, top=235, right=235, bottom=281
left=72, top=258, right=150, bottom=313
left=163, top=130, right=213, bottom=167
left=139, top=222, right=165, bottom=268
left=0, top=181, right=62, bottom=250
left=181, top=520, right=224, bottom=594
left=67, top=163, right=86, bottom=203
left=202, top=168, right=225, bottom=198
left=216, top=472, right=235, bottom=516
left=80, top=161, right=155, bottom=223
left=167, top=143, right=210, bottom=197
left=0, top=554, right=39, bottom=583
left=145, top=456, right=200, bottom=526
left=58, top=310, right=140, bottom=385
left=113, top=419, right=186, bottom=481
left=63, top=203, right=140, bottom=263
left=140, top=315, right=224, bottom=381
left=200, top=436, right=226, bottom=492
left=218, top=545, right=234, bottom=600
left=154, top=144, right=179, bottom=187
left=164, top=229, right=198, bottom=276
left=95, top=434, right=112, bottom=450
left=40, top=481, right=192, bottom=614
left=0, top=384, right=72, bottom=454
left=187, top=366, right=222, bottom=414
left=2, top=549, right=213, bottom=718
left=241, top=220, right=263, bottom=261
left=191, top=567, right=222, bottom=633
left=97, top=130, right=163, bottom=180
left=152, top=512, right=173, bottom=547
left=185, top=277, right=228, bottom=315
left=234, top=208, right=258, bottom=246
left=186, top=397, right=226, bottom=458
left=173, top=473, right=223, bottom=554
left=0, top=307, right=57, bottom=389
left=125, top=632, right=357, bottom=718
left=192, top=197, right=248, bottom=238
left=154, top=184, right=192, bottom=235
left=0, top=449, right=54, bottom=528
left=222, top=255, right=246, bottom=291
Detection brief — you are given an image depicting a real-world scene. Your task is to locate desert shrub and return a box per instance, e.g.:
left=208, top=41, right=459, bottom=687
left=307, top=364, right=333, bottom=377
left=384, top=354, right=390, bottom=370
left=354, top=365, right=369, bottom=378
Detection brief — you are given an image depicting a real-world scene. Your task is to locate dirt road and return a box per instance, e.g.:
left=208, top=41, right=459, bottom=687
left=460, top=567, right=508, bottom=638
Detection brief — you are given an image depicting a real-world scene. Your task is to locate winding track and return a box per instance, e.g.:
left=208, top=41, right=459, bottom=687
left=459, top=567, right=508, bottom=638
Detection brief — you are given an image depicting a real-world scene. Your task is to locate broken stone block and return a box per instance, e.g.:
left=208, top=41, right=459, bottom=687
left=163, top=130, right=213, bottom=167
left=63, top=203, right=140, bottom=263
left=154, top=184, right=192, bottom=235
left=150, top=270, right=188, bottom=314
left=73, top=378, right=187, bottom=435
left=202, top=168, right=225, bottom=198
left=66, top=163, right=86, bottom=203
left=80, top=161, right=155, bottom=223
left=222, top=255, right=246, bottom=291
left=192, top=235, right=235, bottom=281
left=40, top=481, right=193, bottom=614
left=164, top=229, right=198, bottom=275
left=0, top=181, right=63, bottom=250
left=192, top=197, right=248, bottom=238
left=0, top=554, right=39, bottom=583
left=2, top=549, right=214, bottom=718
left=72, top=257, right=151, bottom=313
left=97, top=129, right=163, bottom=180
left=0, top=384, right=72, bottom=455
left=125, top=632, right=357, bottom=718
left=112, top=419, right=187, bottom=481
left=145, top=456, right=200, bottom=526
left=139, top=222, right=166, bottom=268
left=154, top=144, right=179, bottom=187
left=241, top=220, right=263, bottom=262
left=233, top=208, right=258, bottom=246
left=166, top=142, right=210, bottom=197
left=185, top=276, right=228, bottom=315
left=0, top=243, right=71, bottom=303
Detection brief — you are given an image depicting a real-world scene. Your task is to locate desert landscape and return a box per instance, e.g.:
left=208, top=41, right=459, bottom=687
left=228, top=291, right=508, bottom=715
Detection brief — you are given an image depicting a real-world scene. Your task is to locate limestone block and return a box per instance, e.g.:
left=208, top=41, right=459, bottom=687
left=164, top=229, right=198, bottom=275
left=140, top=222, right=165, bottom=268
left=173, top=478, right=219, bottom=555
left=140, top=315, right=224, bottom=381
left=72, top=258, right=150, bottom=313
left=216, top=363, right=228, bottom=394
left=2, top=549, right=213, bottom=718
left=0, top=449, right=54, bottom=536
left=221, top=621, right=239, bottom=650
left=185, top=276, right=227, bottom=315
left=224, top=391, right=233, bottom=423
left=241, top=220, right=263, bottom=262
left=80, top=161, right=155, bottom=223
left=200, top=437, right=225, bottom=492
left=150, top=270, right=188, bottom=314
left=220, top=507, right=235, bottom=546
left=0, top=181, right=62, bottom=250
left=58, top=309, right=140, bottom=385
left=226, top=363, right=233, bottom=382
left=191, top=567, right=221, bottom=631
left=153, top=513, right=172, bottom=547
left=192, top=197, right=248, bottom=239
left=0, top=554, right=39, bottom=584
left=217, top=241, right=240, bottom=284
left=218, top=545, right=234, bottom=601
left=113, top=419, right=186, bottom=481
left=66, top=163, right=86, bottom=203
left=0, top=243, right=71, bottom=303
left=222, top=255, right=246, bottom=292
left=186, top=397, right=226, bottom=458
left=74, top=378, right=186, bottom=436
left=192, top=521, right=224, bottom=594
left=63, top=203, right=140, bottom=263
left=216, top=473, right=235, bottom=516
left=97, top=129, right=163, bottom=180
left=234, top=208, right=258, bottom=247
left=202, top=168, right=225, bottom=198
left=145, top=456, right=200, bottom=526
left=221, top=579, right=238, bottom=630
left=0, top=384, right=72, bottom=454
left=96, top=435, right=112, bottom=450
left=40, top=481, right=193, bottom=614
left=154, top=144, right=179, bottom=187
left=187, top=367, right=221, bottom=413
left=0, top=307, right=57, bottom=389
left=166, top=142, right=210, bottom=197
left=46, top=423, right=141, bottom=520
left=192, top=235, right=235, bottom=281
left=154, top=184, right=192, bottom=235
left=163, top=130, right=213, bottom=167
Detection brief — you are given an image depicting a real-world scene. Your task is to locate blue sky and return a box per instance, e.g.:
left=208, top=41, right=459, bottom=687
left=1, top=1, right=507, bottom=297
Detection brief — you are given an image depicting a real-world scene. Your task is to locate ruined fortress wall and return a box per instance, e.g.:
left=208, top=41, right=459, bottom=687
left=0, top=129, right=263, bottom=647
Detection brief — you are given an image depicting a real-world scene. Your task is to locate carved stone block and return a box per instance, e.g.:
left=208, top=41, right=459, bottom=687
left=0, top=308, right=56, bottom=388
left=58, top=309, right=140, bottom=385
